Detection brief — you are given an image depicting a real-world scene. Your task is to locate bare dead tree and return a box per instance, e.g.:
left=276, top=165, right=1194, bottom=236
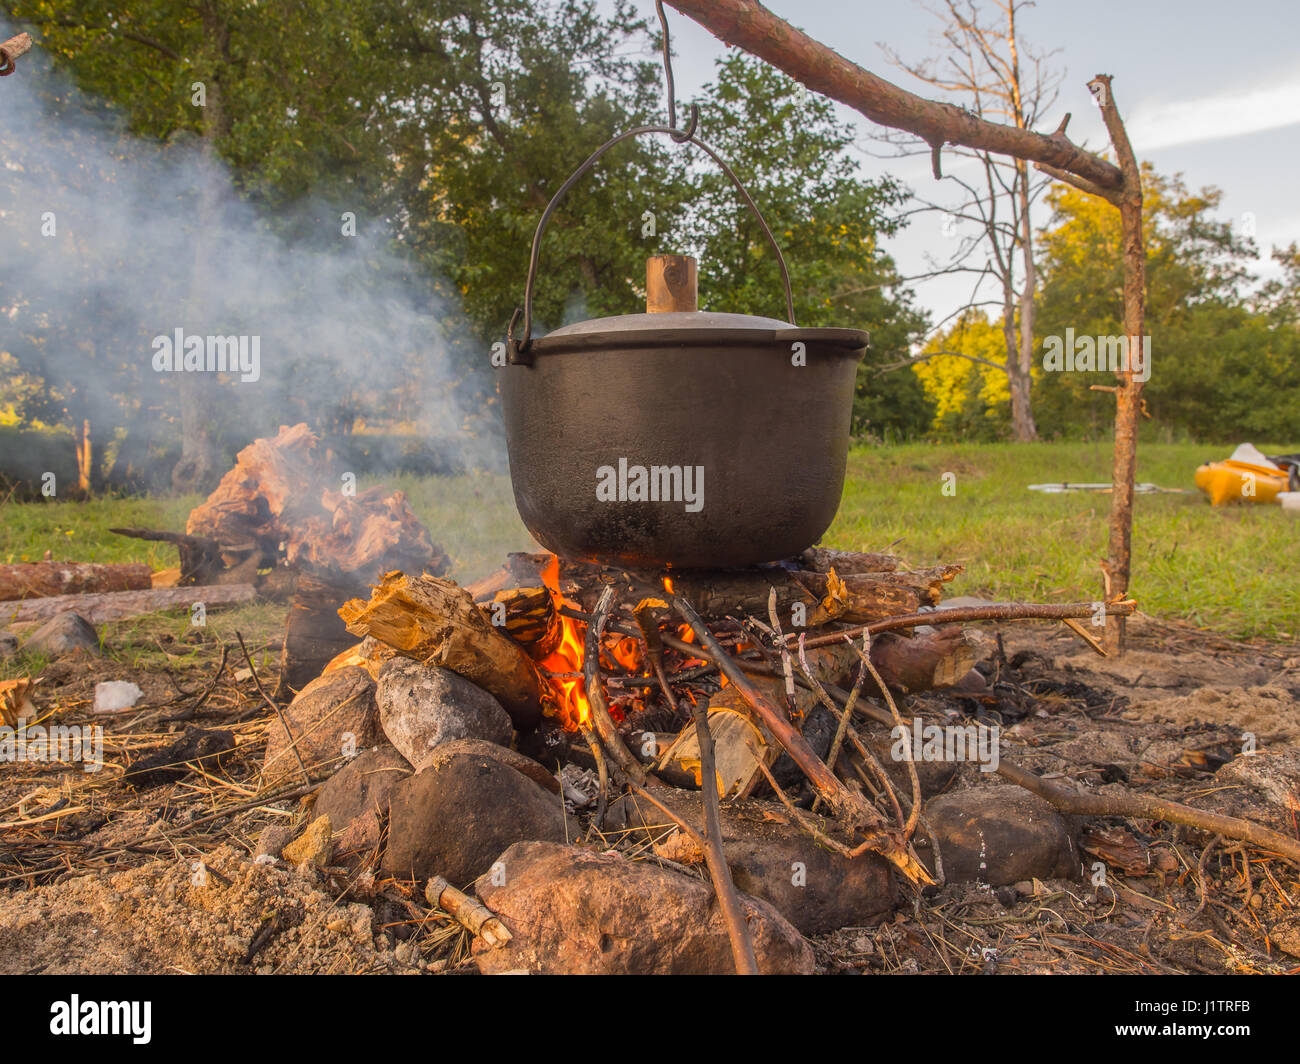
left=875, top=0, right=1060, bottom=441
left=665, top=0, right=1145, bottom=652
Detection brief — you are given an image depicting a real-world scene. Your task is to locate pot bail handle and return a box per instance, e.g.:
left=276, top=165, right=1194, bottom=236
left=506, top=126, right=797, bottom=365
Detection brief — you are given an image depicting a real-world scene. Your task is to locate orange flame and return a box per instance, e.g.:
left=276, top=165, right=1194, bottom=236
left=537, top=555, right=591, bottom=730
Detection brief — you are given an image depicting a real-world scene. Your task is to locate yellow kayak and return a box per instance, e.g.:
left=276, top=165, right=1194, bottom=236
left=1195, top=459, right=1289, bottom=506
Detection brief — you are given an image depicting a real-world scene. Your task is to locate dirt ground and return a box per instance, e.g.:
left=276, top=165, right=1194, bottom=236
left=2, top=608, right=1297, bottom=975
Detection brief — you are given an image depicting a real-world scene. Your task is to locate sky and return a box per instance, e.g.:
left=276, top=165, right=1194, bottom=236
left=607, top=0, right=1300, bottom=328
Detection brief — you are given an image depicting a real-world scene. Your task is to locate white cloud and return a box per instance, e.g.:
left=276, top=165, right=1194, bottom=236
left=1128, top=75, right=1300, bottom=151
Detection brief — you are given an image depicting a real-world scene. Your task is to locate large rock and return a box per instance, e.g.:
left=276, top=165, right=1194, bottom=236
left=618, top=791, right=895, bottom=934
left=313, top=744, right=412, bottom=864
left=376, top=659, right=512, bottom=771
left=261, top=667, right=380, bottom=788
left=473, top=841, right=813, bottom=975
left=22, top=612, right=99, bottom=657
left=382, top=751, right=569, bottom=886
left=922, top=787, right=1080, bottom=885
left=417, top=738, right=559, bottom=795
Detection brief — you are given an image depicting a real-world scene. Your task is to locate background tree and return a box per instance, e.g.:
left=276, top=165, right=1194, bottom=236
left=878, top=0, right=1060, bottom=441
left=1034, top=167, right=1299, bottom=441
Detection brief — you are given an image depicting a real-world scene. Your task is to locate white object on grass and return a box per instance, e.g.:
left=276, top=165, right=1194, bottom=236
left=93, top=680, right=143, bottom=713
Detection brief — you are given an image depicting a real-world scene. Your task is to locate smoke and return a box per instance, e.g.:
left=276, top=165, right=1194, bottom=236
left=0, top=32, right=504, bottom=489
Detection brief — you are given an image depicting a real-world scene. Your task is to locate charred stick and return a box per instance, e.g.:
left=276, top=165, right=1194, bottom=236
left=691, top=692, right=760, bottom=975
left=995, top=758, right=1300, bottom=866
left=579, top=724, right=610, bottom=832
left=583, top=586, right=649, bottom=785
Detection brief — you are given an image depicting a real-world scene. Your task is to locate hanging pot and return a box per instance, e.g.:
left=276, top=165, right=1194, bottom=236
left=499, top=127, right=869, bottom=569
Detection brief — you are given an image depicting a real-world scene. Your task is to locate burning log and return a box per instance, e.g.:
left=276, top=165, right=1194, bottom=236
left=339, top=571, right=544, bottom=730
left=0, top=562, right=152, bottom=601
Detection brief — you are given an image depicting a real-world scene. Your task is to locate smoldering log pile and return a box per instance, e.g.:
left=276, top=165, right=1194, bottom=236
left=112, top=423, right=451, bottom=694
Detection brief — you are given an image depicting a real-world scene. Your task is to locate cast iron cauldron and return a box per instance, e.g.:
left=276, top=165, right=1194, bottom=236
left=500, top=129, right=870, bottom=569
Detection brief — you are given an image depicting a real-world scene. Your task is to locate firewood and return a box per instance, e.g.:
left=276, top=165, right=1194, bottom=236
left=0, top=562, right=152, bottom=601
left=338, top=571, right=543, bottom=729
left=489, top=586, right=560, bottom=658
left=869, top=627, right=976, bottom=692
left=425, top=876, right=512, bottom=947
left=3, top=584, right=256, bottom=625
left=791, top=565, right=963, bottom=622
left=658, top=706, right=773, bottom=798
left=797, top=547, right=900, bottom=574
left=542, top=557, right=961, bottom=627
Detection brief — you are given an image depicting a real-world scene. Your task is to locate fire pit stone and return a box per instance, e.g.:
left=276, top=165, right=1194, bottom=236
left=376, top=658, right=513, bottom=771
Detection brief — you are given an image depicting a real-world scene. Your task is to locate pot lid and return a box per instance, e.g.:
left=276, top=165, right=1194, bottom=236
left=532, top=309, right=870, bottom=353
left=544, top=309, right=794, bottom=337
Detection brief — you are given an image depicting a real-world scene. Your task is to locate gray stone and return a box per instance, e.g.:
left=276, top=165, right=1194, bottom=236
left=22, top=612, right=99, bottom=656
left=382, top=751, right=570, bottom=886
left=473, top=841, right=813, bottom=975
left=376, top=659, right=512, bottom=771
left=0, top=632, right=17, bottom=660
left=922, top=786, right=1080, bottom=885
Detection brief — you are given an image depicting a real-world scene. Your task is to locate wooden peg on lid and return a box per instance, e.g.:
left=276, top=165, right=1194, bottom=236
left=646, top=254, right=698, bottom=313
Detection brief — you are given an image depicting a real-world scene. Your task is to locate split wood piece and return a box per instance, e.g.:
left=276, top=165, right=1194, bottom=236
left=996, top=758, right=1300, bottom=866
left=658, top=706, right=773, bottom=799
left=646, top=254, right=698, bottom=313
left=275, top=573, right=361, bottom=700
left=791, top=565, right=962, bottom=623
left=2, top=584, right=256, bottom=625
left=789, top=598, right=1138, bottom=650
left=425, top=875, right=513, bottom=947
left=0, top=562, right=152, bottom=602
left=0, top=678, right=39, bottom=728
left=338, top=571, right=542, bottom=729
left=109, top=527, right=228, bottom=585
left=671, top=594, right=930, bottom=883
left=489, top=586, right=560, bottom=658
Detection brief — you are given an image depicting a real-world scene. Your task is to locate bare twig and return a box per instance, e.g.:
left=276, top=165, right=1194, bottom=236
left=235, top=630, right=310, bottom=786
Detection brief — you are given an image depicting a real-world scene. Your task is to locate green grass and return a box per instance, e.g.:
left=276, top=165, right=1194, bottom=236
left=829, top=441, right=1298, bottom=640
left=1, top=442, right=1296, bottom=640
